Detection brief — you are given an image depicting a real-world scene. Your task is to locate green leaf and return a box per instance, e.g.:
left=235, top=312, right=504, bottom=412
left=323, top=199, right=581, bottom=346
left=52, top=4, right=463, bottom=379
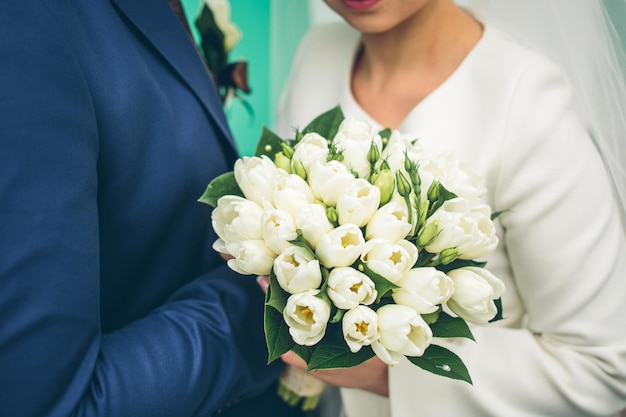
left=430, top=311, right=475, bottom=340
left=291, top=344, right=313, bottom=363
left=303, top=106, right=344, bottom=140
left=266, top=269, right=289, bottom=313
left=329, top=307, right=346, bottom=324
left=197, top=171, right=242, bottom=208
left=491, top=209, right=510, bottom=221
left=408, top=344, right=473, bottom=384
left=489, top=297, right=504, bottom=323
left=255, top=125, right=287, bottom=158
left=306, top=324, right=375, bottom=370
left=427, top=182, right=458, bottom=217
left=378, top=128, right=392, bottom=143
left=264, top=300, right=294, bottom=363
left=288, top=229, right=317, bottom=259
left=358, top=262, right=399, bottom=303
left=415, top=251, right=436, bottom=268
left=436, top=259, right=486, bottom=273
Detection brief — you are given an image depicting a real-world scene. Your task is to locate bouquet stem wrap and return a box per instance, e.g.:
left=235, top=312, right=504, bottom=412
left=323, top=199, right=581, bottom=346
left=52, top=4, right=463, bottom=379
left=277, top=365, right=326, bottom=411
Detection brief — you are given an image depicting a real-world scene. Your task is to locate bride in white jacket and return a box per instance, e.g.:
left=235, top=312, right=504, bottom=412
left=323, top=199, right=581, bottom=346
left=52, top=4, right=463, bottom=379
left=272, top=1, right=626, bottom=416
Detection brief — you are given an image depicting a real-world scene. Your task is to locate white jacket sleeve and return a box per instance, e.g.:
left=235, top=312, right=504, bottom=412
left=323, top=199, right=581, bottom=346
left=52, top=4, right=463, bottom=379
left=384, top=57, right=626, bottom=417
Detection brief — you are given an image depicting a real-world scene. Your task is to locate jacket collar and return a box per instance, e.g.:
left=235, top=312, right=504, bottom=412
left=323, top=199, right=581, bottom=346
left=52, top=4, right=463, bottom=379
left=110, top=0, right=238, bottom=159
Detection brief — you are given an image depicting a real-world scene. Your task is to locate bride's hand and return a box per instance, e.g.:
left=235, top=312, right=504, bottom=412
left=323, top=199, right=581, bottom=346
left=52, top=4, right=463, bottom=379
left=281, top=350, right=389, bottom=397
left=219, top=252, right=233, bottom=262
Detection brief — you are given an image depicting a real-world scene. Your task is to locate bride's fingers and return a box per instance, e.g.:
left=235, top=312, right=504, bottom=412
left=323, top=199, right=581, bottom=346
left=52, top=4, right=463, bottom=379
left=281, top=350, right=308, bottom=370
left=219, top=252, right=233, bottom=261
left=256, top=275, right=270, bottom=294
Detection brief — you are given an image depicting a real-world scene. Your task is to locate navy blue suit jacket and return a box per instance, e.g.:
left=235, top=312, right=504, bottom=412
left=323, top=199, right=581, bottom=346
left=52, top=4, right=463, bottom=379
left=0, top=1, right=285, bottom=416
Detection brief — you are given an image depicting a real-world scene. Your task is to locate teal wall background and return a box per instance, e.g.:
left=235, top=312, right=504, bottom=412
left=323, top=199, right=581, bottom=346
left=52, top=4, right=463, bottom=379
left=181, top=0, right=272, bottom=156
left=181, top=0, right=626, bottom=157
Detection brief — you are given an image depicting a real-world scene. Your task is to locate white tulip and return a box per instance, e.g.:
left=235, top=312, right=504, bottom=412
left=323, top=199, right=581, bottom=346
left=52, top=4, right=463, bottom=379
left=327, top=267, right=377, bottom=309
left=392, top=267, right=455, bottom=314
left=335, top=117, right=380, bottom=142
left=273, top=246, right=322, bottom=294
left=447, top=267, right=505, bottom=325
left=212, top=238, right=229, bottom=255
left=273, top=172, right=315, bottom=218
left=424, top=198, right=498, bottom=260
left=380, top=132, right=428, bottom=174
left=372, top=304, right=433, bottom=366
left=342, top=306, right=379, bottom=353
left=211, top=195, right=263, bottom=242
left=336, top=179, right=381, bottom=227
left=292, top=132, right=329, bottom=174
left=308, top=160, right=357, bottom=206
left=220, top=239, right=276, bottom=275
left=261, top=206, right=299, bottom=254
left=420, top=152, right=487, bottom=205
left=365, top=201, right=413, bottom=242
left=295, top=203, right=334, bottom=249
left=234, top=156, right=282, bottom=206
left=360, top=239, right=419, bottom=283
left=283, top=290, right=331, bottom=346
left=315, top=224, right=365, bottom=268
left=332, top=116, right=383, bottom=179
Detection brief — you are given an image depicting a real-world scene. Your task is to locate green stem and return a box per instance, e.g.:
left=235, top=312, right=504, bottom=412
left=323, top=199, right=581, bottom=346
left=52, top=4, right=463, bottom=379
left=277, top=384, right=321, bottom=411
left=403, top=195, right=413, bottom=227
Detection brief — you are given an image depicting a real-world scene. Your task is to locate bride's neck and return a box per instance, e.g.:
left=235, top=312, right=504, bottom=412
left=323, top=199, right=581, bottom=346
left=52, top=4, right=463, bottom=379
left=350, top=1, right=482, bottom=128
left=356, top=2, right=482, bottom=82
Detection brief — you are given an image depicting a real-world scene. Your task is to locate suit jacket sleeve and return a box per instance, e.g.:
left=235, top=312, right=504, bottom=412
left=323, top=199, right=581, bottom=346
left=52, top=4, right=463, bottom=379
left=0, top=2, right=280, bottom=417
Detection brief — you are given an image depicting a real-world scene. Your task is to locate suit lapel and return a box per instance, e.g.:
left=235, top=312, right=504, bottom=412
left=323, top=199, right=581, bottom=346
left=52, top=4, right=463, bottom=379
left=110, top=0, right=238, bottom=159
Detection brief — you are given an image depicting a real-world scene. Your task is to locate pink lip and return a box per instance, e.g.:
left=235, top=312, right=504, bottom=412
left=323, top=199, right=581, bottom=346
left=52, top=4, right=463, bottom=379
left=341, top=0, right=381, bottom=11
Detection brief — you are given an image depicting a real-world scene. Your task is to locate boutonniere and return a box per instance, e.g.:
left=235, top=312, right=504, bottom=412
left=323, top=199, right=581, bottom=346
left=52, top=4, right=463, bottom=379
left=195, top=0, right=250, bottom=105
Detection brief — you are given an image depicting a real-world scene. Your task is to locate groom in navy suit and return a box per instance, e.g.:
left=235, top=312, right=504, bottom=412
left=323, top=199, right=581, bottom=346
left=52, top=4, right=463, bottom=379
left=0, top=1, right=302, bottom=416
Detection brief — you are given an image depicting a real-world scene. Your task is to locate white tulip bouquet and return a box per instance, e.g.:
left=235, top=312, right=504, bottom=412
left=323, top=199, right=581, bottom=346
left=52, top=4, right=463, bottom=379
left=199, top=106, right=505, bottom=410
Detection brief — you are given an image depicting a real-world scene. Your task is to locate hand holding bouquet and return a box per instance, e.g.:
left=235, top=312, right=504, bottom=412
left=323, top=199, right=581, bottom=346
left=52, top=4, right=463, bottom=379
left=200, top=106, right=505, bottom=410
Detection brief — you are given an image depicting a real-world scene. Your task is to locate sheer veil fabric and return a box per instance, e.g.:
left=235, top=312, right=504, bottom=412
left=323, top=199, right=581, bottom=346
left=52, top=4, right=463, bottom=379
left=269, top=0, right=626, bottom=230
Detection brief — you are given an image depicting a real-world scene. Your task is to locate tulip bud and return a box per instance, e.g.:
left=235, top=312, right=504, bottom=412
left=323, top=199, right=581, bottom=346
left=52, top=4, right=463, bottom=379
left=326, top=207, right=339, bottom=226
left=396, top=171, right=412, bottom=197
left=427, top=179, right=441, bottom=202
left=292, top=158, right=307, bottom=181
left=367, top=141, right=380, bottom=165
left=328, top=144, right=344, bottom=163
left=404, top=152, right=417, bottom=175
left=439, top=247, right=459, bottom=264
left=281, top=142, right=295, bottom=159
left=372, top=165, right=395, bottom=205
left=417, top=220, right=439, bottom=247
left=410, top=164, right=421, bottom=193
left=274, top=152, right=292, bottom=173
